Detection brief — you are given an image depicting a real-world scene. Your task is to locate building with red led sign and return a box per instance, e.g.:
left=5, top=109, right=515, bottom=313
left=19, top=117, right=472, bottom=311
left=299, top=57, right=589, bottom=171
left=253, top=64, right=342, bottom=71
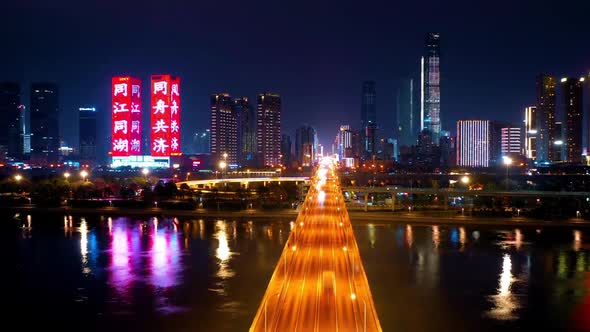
left=150, top=74, right=181, bottom=157
left=111, top=76, right=142, bottom=156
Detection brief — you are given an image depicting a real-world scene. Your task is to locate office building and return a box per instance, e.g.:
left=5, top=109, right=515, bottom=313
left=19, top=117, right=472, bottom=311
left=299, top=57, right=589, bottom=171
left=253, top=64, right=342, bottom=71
left=561, top=77, right=584, bottom=163
left=337, top=125, right=353, bottom=159
left=295, top=125, right=317, bottom=167
left=192, top=129, right=210, bottom=154
left=30, top=83, right=59, bottom=164
left=79, top=107, right=97, bottom=163
left=524, top=106, right=537, bottom=160
left=210, top=93, right=237, bottom=165
left=535, top=74, right=556, bottom=162
left=235, top=97, right=257, bottom=166
left=0, top=82, right=23, bottom=161
left=256, top=92, right=281, bottom=167
left=280, top=134, right=292, bottom=167
left=396, top=78, right=418, bottom=147
left=365, top=123, right=378, bottom=158
left=361, top=81, right=376, bottom=156
left=500, top=126, right=523, bottom=156
left=421, top=33, right=442, bottom=143
left=456, top=120, right=490, bottom=168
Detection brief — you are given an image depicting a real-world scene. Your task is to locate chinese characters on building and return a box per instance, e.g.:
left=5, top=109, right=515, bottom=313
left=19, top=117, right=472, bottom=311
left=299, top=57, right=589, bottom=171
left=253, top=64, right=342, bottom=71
left=111, top=76, right=142, bottom=156
left=150, top=75, right=181, bottom=156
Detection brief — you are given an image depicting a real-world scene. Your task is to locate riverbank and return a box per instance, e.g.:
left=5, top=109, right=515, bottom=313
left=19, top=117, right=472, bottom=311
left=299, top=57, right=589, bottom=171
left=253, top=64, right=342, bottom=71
left=3, top=205, right=590, bottom=228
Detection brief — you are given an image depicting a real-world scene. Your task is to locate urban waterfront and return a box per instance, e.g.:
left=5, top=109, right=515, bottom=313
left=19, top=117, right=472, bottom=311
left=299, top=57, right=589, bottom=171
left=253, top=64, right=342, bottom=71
left=7, top=214, right=590, bottom=331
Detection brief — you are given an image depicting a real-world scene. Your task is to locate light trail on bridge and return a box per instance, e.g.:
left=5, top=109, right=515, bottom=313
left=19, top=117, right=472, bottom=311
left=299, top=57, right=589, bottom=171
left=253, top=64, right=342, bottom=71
left=250, top=159, right=382, bottom=332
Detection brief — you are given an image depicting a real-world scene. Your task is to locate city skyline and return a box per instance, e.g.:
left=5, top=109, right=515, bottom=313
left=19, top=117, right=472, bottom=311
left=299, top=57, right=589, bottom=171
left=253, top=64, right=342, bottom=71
left=2, top=1, right=589, bottom=151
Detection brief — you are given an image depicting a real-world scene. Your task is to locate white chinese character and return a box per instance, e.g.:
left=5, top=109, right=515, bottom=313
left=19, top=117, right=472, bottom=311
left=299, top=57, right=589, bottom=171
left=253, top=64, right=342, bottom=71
left=131, top=121, right=140, bottom=133
left=152, top=99, right=168, bottom=114
left=170, top=120, right=179, bottom=133
left=132, top=85, right=141, bottom=97
left=114, top=83, right=127, bottom=96
left=171, top=137, right=179, bottom=151
left=153, top=138, right=169, bottom=154
left=152, top=119, right=169, bottom=133
left=131, top=102, right=140, bottom=113
left=153, top=81, right=167, bottom=95
left=113, top=102, right=129, bottom=113
left=114, top=120, right=128, bottom=134
left=170, top=100, right=179, bottom=115
left=171, top=84, right=179, bottom=96
left=130, top=139, right=141, bottom=152
left=113, top=138, right=129, bottom=152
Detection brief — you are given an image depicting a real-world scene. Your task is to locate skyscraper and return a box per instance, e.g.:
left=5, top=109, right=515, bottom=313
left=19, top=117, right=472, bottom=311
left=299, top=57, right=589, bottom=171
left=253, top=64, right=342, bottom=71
left=257, top=92, right=281, bottom=167
left=457, top=120, right=490, bottom=168
left=361, top=81, right=376, bottom=156
left=210, top=93, right=237, bottom=165
left=0, top=82, right=23, bottom=161
left=421, top=33, right=442, bottom=143
left=234, top=97, right=256, bottom=167
left=396, top=78, right=418, bottom=147
left=295, top=125, right=317, bottom=167
left=561, top=77, right=584, bottom=163
left=337, top=125, right=353, bottom=159
left=535, top=74, right=556, bottom=162
left=30, top=83, right=59, bottom=164
left=79, top=107, right=97, bottom=163
left=280, top=134, right=292, bottom=167
left=365, top=123, right=378, bottom=158
left=524, top=106, right=537, bottom=160
left=500, top=126, right=523, bottom=156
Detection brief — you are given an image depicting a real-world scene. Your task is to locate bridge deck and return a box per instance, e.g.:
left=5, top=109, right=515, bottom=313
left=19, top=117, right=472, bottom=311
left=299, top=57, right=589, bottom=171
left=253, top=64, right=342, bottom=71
left=250, top=165, right=382, bottom=331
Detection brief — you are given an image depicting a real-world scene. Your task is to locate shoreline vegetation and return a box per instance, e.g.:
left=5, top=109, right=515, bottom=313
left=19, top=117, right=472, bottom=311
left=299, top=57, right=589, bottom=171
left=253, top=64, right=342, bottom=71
left=4, top=205, right=590, bottom=228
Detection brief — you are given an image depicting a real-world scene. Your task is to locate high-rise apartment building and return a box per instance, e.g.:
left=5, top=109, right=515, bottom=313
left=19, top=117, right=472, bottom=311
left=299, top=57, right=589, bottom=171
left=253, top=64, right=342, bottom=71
left=295, top=125, right=317, bottom=167
left=535, top=74, right=556, bottom=162
left=79, top=107, right=97, bottom=163
left=257, top=92, right=281, bottom=167
left=396, top=78, right=418, bottom=147
left=456, top=120, right=490, bottom=168
left=421, top=33, right=442, bottom=143
left=234, top=97, right=256, bottom=166
left=0, top=82, right=23, bottom=161
left=210, top=93, right=237, bottom=165
left=337, top=125, right=353, bottom=159
left=561, top=77, right=584, bottom=163
left=30, top=83, right=59, bottom=164
left=500, top=127, right=523, bottom=156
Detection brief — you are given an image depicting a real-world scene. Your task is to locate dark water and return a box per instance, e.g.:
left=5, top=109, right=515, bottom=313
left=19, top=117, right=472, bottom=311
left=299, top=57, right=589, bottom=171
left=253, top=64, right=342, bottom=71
left=6, top=214, right=590, bottom=331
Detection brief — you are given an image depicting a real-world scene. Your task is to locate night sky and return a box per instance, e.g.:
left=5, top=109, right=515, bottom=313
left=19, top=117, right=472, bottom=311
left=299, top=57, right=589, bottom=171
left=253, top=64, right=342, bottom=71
left=2, top=0, right=589, bottom=154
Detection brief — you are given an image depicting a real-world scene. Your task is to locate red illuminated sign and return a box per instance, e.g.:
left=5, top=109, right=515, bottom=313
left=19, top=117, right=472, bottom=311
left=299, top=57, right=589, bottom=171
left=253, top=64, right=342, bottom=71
left=150, top=74, right=181, bottom=157
left=112, top=76, right=142, bottom=156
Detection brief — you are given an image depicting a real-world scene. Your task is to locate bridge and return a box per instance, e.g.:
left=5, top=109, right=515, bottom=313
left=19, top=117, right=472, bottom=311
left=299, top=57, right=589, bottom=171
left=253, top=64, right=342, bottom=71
left=250, top=162, right=382, bottom=331
left=176, top=176, right=310, bottom=190
left=343, top=186, right=590, bottom=211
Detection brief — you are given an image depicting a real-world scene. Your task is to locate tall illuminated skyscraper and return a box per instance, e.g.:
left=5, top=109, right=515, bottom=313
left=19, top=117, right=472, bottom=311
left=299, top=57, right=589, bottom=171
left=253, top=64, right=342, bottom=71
left=210, top=93, right=237, bottom=165
left=0, top=82, right=23, bottom=161
left=561, top=77, right=584, bottom=163
left=421, top=33, right=442, bottom=143
left=524, top=106, right=537, bottom=160
left=257, top=92, right=281, bottom=167
left=234, top=97, right=256, bottom=166
left=30, top=83, right=59, bottom=164
left=457, top=120, right=490, bottom=167
left=337, top=125, right=353, bottom=159
left=396, top=78, right=418, bottom=147
left=535, top=74, right=556, bottom=162
left=361, top=81, right=376, bottom=156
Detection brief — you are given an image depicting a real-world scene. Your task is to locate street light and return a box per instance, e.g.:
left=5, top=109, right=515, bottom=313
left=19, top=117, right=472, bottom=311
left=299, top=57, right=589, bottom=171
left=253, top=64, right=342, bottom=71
left=461, top=176, right=470, bottom=185
left=142, top=168, right=149, bottom=178
left=63, top=172, right=70, bottom=180
left=219, top=160, right=227, bottom=179
left=80, top=170, right=88, bottom=182
left=14, top=174, right=22, bottom=182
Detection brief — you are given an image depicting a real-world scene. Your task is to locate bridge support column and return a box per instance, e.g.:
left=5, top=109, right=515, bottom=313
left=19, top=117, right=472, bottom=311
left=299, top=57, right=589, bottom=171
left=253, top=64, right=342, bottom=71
left=391, top=194, right=396, bottom=211
left=364, top=192, right=369, bottom=212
